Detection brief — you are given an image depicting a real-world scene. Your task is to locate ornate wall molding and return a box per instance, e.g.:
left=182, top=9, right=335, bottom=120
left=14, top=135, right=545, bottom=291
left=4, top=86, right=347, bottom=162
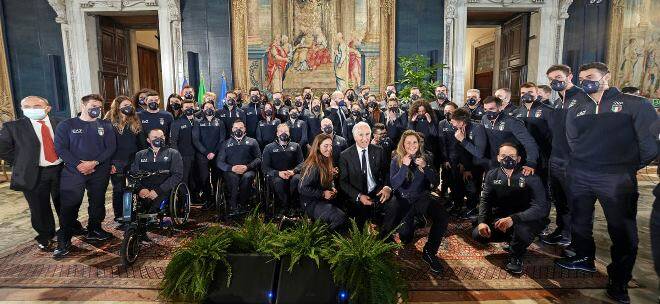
left=80, top=0, right=158, bottom=9
left=231, top=0, right=249, bottom=90
left=606, top=0, right=625, bottom=82
left=0, top=14, right=15, bottom=123
left=378, top=0, right=396, bottom=91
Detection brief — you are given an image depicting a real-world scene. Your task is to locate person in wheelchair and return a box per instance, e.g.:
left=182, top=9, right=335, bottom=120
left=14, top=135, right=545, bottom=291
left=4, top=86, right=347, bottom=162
left=262, top=123, right=304, bottom=216
left=216, top=119, right=262, bottom=216
left=130, top=129, right=184, bottom=214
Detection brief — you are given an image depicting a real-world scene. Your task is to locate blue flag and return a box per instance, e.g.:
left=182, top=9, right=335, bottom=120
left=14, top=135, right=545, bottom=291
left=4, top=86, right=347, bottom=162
left=218, top=73, right=227, bottom=109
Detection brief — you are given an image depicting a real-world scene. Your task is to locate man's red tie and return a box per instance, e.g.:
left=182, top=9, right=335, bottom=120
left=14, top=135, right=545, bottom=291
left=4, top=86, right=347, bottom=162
left=37, top=120, right=58, bottom=163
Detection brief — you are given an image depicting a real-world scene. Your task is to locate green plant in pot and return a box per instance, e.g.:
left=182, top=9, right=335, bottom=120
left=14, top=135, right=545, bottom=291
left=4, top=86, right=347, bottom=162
left=160, top=226, right=233, bottom=302
left=396, top=54, right=444, bottom=102
left=324, top=220, right=408, bottom=304
left=278, top=218, right=331, bottom=271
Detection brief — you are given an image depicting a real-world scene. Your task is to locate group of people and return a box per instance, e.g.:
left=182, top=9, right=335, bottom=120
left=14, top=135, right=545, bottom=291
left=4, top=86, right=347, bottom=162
left=0, top=61, right=657, bottom=304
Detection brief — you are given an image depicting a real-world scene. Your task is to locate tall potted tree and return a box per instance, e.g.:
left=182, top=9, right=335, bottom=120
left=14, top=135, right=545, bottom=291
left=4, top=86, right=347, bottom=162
left=396, top=54, right=444, bottom=102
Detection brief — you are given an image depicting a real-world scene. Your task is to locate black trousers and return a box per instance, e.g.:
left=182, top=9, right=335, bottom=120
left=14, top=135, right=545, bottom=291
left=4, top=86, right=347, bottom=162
left=269, top=174, right=301, bottom=209
left=350, top=190, right=401, bottom=234
left=651, top=183, right=660, bottom=280
left=568, top=167, right=639, bottom=285
left=464, top=166, right=485, bottom=210
left=195, top=154, right=218, bottom=204
left=396, top=193, right=448, bottom=254
left=303, top=200, right=347, bottom=231
left=548, top=157, right=571, bottom=238
left=223, top=170, right=256, bottom=209
left=110, top=164, right=129, bottom=219
left=181, top=155, right=194, bottom=188
left=58, top=165, right=111, bottom=243
left=472, top=217, right=547, bottom=258
left=23, top=165, right=62, bottom=244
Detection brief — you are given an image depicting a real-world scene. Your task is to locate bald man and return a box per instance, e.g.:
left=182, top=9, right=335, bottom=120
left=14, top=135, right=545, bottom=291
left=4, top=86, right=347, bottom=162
left=0, top=96, right=81, bottom=251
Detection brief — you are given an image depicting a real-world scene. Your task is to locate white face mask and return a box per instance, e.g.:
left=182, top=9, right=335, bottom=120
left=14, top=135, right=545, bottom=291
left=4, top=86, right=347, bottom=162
left=23, top=108, right=47, bottom=120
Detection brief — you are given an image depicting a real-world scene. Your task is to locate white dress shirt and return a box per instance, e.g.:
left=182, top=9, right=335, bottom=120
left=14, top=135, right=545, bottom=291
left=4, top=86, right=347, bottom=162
left=29, top=117, right=62, bottom=167
left=357, top=145, right=376, bottom=193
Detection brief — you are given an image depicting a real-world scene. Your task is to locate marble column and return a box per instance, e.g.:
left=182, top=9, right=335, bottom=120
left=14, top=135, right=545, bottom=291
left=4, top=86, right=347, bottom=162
left=363, top=0, right=380, bottom=43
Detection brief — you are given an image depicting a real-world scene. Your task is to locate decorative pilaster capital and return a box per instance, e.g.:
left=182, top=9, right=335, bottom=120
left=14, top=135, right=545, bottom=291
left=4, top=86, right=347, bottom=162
left=47, top=0, right=68, bottom=24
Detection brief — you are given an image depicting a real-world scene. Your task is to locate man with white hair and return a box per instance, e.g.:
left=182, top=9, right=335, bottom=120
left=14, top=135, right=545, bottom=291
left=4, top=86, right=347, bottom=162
left=328, top=90, right=349, bottom=138
left=463, top=88, right=485, bottom=122
left=339, top=122, right=400, bottom=237
left=0, top=96, right=83, bottom=252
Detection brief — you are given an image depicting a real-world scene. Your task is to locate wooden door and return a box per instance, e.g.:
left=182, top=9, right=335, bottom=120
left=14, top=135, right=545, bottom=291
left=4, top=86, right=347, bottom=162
left=98, top=16, right=129, bottom=110
left=499, top=13, right=529, bottom=105
left=474, top=41, right=495, bottom=98
left=137, top=46, right=160, bottom=92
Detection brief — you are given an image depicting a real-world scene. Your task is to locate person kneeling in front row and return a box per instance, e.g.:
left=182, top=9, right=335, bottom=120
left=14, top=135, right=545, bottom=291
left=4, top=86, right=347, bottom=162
left=472, top=142, right=550, bottom=274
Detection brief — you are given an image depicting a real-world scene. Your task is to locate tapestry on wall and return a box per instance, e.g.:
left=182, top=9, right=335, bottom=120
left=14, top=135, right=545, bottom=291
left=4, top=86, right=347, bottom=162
left=236, top=0, right=391, bottom=95
left=608, top=0, right=659, bottom=98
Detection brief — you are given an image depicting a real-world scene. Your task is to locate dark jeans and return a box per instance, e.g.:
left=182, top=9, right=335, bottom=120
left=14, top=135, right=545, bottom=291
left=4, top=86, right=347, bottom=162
left=23, top=165, right=62, bottom=244
left=269, top=174, right=301, bottom=209
left=223, top=170, right=256, bottom=209
left=568, top=167, right=639, bottom=285
left=548, top=157, right=570, bottom=238
left=303, top=200, right=347, bottom=231
left=472, top=218, right=547, bottom=258
left=395, top=193, right=449, bottom=254
left=58, top=165, right=111, bottom=243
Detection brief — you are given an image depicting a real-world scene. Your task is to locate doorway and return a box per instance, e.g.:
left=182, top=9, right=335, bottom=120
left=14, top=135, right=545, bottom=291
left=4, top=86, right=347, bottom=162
left=464, top=11, right=531, bottom=104
left=96, top=14, right=160, bottom=110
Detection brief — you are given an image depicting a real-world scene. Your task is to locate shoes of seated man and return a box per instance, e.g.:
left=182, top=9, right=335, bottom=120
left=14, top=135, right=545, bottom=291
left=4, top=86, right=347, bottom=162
left=505, top=255, right=523, bottom=274
left=71, top=226, right=88, bottom=236
left=606, top=280, right=630, bottom=304
left=53, top=241, right=71, bottom=259
left=422, top=248, right=444, bottom=274
left=86, top=228, right=113, bottom=241
left=554, top=256, right=596, bottom=272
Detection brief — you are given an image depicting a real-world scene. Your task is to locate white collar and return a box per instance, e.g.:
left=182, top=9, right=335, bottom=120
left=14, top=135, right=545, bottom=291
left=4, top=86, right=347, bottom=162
left=356, top=145, right=369, bottom=154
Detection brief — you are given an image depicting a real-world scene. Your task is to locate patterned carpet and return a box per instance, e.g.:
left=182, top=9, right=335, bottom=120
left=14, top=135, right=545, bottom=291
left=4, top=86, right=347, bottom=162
left=0, top=208, right=615, bottom=291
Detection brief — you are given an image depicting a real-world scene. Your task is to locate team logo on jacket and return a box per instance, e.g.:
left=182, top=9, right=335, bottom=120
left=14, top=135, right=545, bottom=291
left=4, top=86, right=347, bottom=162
left=97, top=127, right=105, bottom=136
left=163, top=156, right=169, bottom=161
left=140, top=158, right=148, bottom=162
left=611, top=101, right=623, bottom=113
left=519, top=177, right=525, bottom=188
left=181, top=124, right=187, bottom=129
left=577, top=110, right=586, bottom=117
left=72, top=129, right=83, bottom=134
left=493, top=179, right=503, bottom=185
left=568, top=100, right=577, bottom=108
left=535, top=109, right=542, bottom=118
left=498, top=122, right=505, bottom=131
left=159, top=118, right=165, bottom=125
left=469, top=131, right=474, bottom=140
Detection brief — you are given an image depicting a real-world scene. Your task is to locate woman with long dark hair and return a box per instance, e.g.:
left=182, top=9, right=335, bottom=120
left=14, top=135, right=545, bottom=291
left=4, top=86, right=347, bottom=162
left=166, top=93, right=184, bottom=119
left=256, top=102, right=281, bottom=149
left=299, top=134, right=347, bottom=230
left=104, top=95, right=146, bottom=224
left=366, top=94, right=383, bottom=125
left=390, top=130, right=448, bottom=274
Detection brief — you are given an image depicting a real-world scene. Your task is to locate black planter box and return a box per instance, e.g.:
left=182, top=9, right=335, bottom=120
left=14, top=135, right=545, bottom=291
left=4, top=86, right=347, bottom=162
left=206, top=254, right=278, bottom=304
left=275, top=256, right=338, bottom=304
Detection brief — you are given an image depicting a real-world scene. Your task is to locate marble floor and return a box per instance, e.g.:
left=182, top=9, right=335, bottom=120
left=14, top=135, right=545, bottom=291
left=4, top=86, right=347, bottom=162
left=0, top=171, right=657, bottom=303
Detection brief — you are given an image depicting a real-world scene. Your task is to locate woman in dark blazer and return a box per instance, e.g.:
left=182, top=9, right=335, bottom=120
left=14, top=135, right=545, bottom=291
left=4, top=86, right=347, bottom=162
left=104, top=95, right=146, bottom=223
left=298, top=133, right=347, bottom=231
left=390, top=130, right=448, bottom=274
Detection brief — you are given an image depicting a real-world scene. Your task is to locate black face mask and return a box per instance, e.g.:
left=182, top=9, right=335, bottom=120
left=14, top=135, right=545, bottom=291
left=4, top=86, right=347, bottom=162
left=550, top=79, right=567, bottom=91
left=322, top=125, right=334, bottom=135
left=347, top=94, right=355, bottom=102
left=386, top=90, right=394, bottom=97
left=204, top=108, right=215, bottom=117
left=312, top=105, right=321, bottom=112
left=120, top=105, right=134, bottom=115
left=184, top=108, right=195, bottom=116
left=322, top=98, right=330, bottom=105
left=284, top=99, right=292, bottom=107
left=500, top=156, right=517, bottom=170
left=183, top=92, right=193, bottom=100
left=265, top=109, right=273, bottom=116
left=352, top=110, right=361, bottom=117
left=88, top=107, right=102, bottom=119
left=148, top=101, right=159, bottom=110
left=226, top=98, right=236, bottom=107
left=151, top=137, right=165, bottom=148
left=304, top=93, right=312, bottom=100
left=444, top=112, right=452, bottom=121
left=274, top=98, right=282, bottom=106
left=437, top=92, right=446, bottom=100
left=485, top=110, right=499, bottom=121
left=251, top=95, right=260, bottom=103
left=521, top=93, right=535, bottom=104
left=278, top=133, right=290, bottom=142
left=171, top=103, right=182, bottom=111
left=295, top=100, right=303, bottom=108
left=411, top=94, right=419, bottom=101
left=389, top=107, right=398, bottom=112
left=368, top=102, right=378, bottom=109
left=289, top=112, right=299, bottom=120
left=233, top=129, right=244, bottom=138
left=467, top=98, right=477, bottom=106
left=138, top=97, right=146, bottom=106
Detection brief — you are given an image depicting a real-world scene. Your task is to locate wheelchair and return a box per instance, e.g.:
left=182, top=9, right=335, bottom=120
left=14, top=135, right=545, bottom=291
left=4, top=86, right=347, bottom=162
left=214, top=169, right=266, bottom=221
left=119, top=170, right=191, bottom=266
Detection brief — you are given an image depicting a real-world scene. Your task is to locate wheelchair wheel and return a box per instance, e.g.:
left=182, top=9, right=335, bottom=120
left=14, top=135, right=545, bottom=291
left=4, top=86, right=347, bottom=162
left=120, top=226, right=141, bottom=266
left=215, top=178, right=227, bottom=221
left=169, top=183, right=191, bottom=228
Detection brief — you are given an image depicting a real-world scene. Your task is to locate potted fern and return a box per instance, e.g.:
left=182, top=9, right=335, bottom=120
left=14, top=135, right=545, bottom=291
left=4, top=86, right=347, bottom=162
left=324, top=220, right=408, bottom=304
left=206, top=209, right=283, bottom=304
left=275, top=218, right=337, bottom=304
left=396, top=54, right=444, bottom=102
left=160, top=226, right=233, bottom=302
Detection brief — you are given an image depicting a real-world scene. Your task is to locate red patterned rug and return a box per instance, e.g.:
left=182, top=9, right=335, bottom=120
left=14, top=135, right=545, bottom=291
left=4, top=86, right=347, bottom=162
left=0, top=209, right=616, bottom=291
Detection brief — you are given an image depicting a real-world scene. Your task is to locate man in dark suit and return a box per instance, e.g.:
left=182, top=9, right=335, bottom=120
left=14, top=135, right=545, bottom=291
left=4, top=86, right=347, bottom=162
left=328, top=90, right=350, bottom=139
left=0, top=96, right=81, bottom=251
left=339, top=121, right=399, bottom=236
